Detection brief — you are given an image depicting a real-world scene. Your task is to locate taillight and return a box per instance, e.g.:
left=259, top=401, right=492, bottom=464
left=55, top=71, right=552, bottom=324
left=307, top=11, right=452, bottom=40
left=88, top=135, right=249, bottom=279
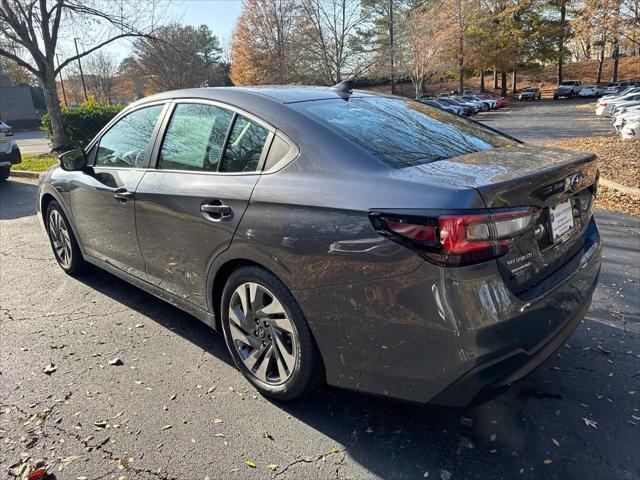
left=369, top=208, right=536, bottom=266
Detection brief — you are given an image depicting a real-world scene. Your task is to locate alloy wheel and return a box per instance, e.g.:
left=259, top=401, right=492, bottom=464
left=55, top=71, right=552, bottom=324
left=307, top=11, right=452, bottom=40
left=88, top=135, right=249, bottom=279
left=228, top=282, right=298, bottom=385
left=49, top=209, right=72, bottom=268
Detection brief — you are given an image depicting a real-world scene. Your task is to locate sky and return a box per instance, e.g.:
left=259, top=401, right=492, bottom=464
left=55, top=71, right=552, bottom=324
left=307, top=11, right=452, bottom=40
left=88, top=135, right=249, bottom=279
left=104, top=0, right=243, bottom=62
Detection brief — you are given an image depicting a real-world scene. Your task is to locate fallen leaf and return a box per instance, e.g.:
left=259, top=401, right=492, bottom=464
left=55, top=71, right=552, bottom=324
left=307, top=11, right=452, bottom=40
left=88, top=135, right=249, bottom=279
left=489, top=433, right=496, bottom=442
left=43, top=363, right=57, bottom=375
left=108, top=358, right=124, bottom=366
left=366, top=426, right=373, bottom=433
left=212, top=433, right=225, bottom=438
left=245, top=459, right=256, bottom=468
left=552, top=438, right=560, bottom=447
left=582, top=417, right=598, bottom=429
left=161, top=425, right=172, bottom=430
left=94, top=420, right=108, bottom=429
left=262, top=431, right=274, bottom=440
left=207, top=386, right=216, bottom=393
left=212, top=418, right=223, bottom=424
left=543, top=459, right=552, bottom=464
left=266, top=464, right=279, bottom=471
left=27, top=468, right=49, bottom=480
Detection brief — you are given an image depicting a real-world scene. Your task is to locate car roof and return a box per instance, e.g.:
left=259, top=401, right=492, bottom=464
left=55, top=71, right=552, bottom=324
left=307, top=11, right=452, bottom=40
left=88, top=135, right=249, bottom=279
left=136, top=85, right=376, bottom=106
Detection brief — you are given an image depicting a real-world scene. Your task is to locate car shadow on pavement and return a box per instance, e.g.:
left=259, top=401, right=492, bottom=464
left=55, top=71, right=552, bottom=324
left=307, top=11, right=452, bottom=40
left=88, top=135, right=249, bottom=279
left=0, top=179, right=38, bottom=220
left=74, top=266, right=234, bottom=368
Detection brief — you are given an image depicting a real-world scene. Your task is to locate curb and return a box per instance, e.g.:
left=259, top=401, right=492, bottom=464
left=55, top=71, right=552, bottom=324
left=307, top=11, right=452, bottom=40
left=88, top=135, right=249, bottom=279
left=600, top=178, right=640, bottom=198
left=10, top=170, right=40, bottom=179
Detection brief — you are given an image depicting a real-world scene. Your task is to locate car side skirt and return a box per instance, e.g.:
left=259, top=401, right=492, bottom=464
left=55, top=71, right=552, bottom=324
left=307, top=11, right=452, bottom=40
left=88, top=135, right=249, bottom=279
left=84, top=254, right=217, bottom=330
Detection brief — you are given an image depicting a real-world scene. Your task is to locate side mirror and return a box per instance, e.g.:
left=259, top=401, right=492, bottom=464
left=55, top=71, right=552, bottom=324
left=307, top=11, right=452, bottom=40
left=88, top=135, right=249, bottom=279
left=59, top=149, right=87, bottom=171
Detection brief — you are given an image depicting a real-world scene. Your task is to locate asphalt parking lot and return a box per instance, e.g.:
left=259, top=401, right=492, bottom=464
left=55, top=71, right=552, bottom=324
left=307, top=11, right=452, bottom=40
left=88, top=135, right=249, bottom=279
left=476, top=97, right=614, bottom=143
left=1, top=99, right=639, bottom=480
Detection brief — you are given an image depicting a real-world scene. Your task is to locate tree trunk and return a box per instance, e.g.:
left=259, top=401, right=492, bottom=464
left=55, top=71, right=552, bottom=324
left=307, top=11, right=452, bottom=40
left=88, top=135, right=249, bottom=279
left=557, top=0, right=566, bottom=84
left=611, top=38, right=620, bottom=82
left=596, top=44, right=605, bottom=84
left=480, top=70, right=485, bottom=93
left=511, top=69, right=517, bottom=94
left=493, top=67, right=498, bottom=90
left=458, top=33, right=464, bottom=94
left=41, top=71, right=71, bottom=151
left=500, top=71, right=507, bottom=97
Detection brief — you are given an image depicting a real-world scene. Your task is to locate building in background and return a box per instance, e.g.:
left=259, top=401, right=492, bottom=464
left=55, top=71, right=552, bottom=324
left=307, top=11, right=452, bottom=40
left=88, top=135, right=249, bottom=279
left=0, top=62, right=46, bottom=129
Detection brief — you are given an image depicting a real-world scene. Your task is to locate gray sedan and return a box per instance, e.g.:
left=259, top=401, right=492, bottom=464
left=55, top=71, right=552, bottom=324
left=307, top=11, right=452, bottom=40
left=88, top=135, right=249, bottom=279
left=38, top=84, right=601, bottom=406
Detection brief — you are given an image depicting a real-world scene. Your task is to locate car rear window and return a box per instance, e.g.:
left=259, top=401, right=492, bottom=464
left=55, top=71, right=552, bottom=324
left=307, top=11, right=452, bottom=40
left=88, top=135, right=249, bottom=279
left=292, top=97, right=515, bottom=168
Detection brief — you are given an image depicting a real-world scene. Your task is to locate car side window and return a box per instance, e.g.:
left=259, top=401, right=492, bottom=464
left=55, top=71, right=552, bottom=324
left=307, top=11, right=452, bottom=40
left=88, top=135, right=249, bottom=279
left=219, top=115, right=269, bottom=173
left=158, top=103, right=233, bottom=171
left=95, top=105, right=164, bottom=168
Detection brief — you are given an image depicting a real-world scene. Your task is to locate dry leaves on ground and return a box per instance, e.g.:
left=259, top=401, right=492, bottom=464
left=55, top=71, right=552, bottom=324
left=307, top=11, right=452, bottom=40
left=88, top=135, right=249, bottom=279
left=546, top=136, right=640, bottom=189
left=547, top=136, right=640, bottom=216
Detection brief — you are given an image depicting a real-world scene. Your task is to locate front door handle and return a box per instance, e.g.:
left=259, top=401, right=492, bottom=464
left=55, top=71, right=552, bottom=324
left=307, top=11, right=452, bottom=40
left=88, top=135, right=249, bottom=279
left=201, top=202, right=232, bottom=219
left=114, top=188, right=134, bottom=202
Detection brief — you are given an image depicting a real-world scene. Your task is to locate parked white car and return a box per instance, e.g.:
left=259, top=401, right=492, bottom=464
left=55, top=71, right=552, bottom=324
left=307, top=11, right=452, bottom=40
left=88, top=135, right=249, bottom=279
left=579, top=85, right=604, bottom=97
left=0, top=121, right=22, bottom=181
left=613, top=108, right=640, bottom=132
left=621, top=116, right=640, bottom=140
left=596, top=93, right=640, bottom=116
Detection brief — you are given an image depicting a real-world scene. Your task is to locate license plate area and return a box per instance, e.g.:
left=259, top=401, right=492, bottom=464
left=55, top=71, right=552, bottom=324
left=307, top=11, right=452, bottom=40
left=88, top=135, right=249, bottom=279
left=549, top=199, right=574, bottom=243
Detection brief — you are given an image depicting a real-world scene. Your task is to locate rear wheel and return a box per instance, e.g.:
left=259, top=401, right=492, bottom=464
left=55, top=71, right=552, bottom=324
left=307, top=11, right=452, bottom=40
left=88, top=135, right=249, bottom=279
left=0, top=166, right=10, bottom=181
left=221, top=266, right=323, bottom=401
left=46, top=201, right=86, bottom=275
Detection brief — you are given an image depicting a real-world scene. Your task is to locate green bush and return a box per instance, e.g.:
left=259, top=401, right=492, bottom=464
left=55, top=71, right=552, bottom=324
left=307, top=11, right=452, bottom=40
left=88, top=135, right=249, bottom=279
left=41, top=102, right=124, bottom=149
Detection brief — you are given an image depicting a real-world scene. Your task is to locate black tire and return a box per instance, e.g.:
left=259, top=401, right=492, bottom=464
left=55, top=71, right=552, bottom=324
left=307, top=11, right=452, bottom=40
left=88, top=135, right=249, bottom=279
left=220, top=266, right=324, bottom=401
left=553, top=94, right=559, bottom=100
left=0, top=166, right=10, bottom=181
left=45, top=200, right=86, bottom=275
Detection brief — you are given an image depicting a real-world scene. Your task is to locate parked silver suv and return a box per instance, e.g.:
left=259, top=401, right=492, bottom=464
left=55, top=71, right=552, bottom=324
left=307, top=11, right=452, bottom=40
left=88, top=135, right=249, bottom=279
left=554, top=80, right=583, bottom=99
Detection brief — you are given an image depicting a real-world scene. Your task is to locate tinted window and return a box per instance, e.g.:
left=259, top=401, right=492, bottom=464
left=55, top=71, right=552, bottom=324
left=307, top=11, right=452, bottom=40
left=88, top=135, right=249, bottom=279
left=219, top=116, right=269, bottom=172
left=293, top=98, right=515, bottom=168
left=95, top=105, right=163, bottom=168
left=159, top=104, right=233, bottom=171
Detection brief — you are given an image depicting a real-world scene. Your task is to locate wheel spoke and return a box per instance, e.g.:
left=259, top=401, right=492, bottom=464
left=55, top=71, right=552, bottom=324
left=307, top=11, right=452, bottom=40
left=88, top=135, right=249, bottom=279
left=230, top=304, right=253, bottom=333
left=271, top=317, right=293, bottom=334
left=253, top=344, right=273, bottom=381
left=257, top=297, right=286, bottom=318
left=244, top=343, right=267, bottom=371
left=272, top=328, right=295, bottom=372
left=230, top=321, right=261, bottom=349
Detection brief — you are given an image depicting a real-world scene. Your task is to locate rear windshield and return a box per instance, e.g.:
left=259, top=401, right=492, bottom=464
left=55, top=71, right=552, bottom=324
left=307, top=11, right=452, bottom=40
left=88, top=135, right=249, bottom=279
left=292, top=97, right=515, bottom=168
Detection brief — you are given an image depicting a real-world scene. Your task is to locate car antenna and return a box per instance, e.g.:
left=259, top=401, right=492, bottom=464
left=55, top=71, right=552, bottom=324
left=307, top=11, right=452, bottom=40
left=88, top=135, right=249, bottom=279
left=330, top=80, right=353, bottom=100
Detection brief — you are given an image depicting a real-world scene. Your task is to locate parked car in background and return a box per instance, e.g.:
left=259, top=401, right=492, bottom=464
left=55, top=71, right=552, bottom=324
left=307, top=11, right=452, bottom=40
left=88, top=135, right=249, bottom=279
left=446, top=97, right=480, bottom=114
left=418, top=98, right=465, bottom=116
left=613, top=108, right=640, bottom=134
left=485, top=93, right=506, bottom=108
left=476, top=93, right=502, bottom=108
left=518, top=87, right=541, bottom=101
left=596, top=92, right=640, bottom=116
left=601, top=86, right=640, bottom=101
left=436, top=98, right=473, bottom=116
left=579, top=85, right=605, bottom=98
left=37, top=84, right=602, bottom=406
left=621, top=119, right=640, bottom=140
left=456, top=95, right=489, bottom=112
left=553, top=80, right=582, bottom=99
left=0, top=121, right=21, bottom=181
left=604, top=81, right=630, bottom=95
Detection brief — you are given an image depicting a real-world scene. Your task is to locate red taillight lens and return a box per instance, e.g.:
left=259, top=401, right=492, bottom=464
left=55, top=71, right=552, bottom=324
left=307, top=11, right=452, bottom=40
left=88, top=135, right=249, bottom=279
left=370, top=208, right=535, bottom=266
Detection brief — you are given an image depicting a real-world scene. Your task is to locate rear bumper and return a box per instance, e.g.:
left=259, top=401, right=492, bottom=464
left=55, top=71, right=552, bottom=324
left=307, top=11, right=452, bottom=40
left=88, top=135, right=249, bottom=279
left=296, top=217, right=602, bottom=406
left=0, top=144, right=21, bottom=167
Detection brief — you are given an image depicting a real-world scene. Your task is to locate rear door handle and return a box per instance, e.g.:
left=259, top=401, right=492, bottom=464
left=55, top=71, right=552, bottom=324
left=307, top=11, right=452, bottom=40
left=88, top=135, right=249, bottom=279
left=114, top=188, right=134, bottom=202
left=201, top=202, right=232, bottom=218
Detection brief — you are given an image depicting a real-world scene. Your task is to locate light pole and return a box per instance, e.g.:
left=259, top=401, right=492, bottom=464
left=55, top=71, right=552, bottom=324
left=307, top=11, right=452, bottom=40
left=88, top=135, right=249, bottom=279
left=56, top=54, right=68, bottom=108
left=74, top=38, right=88, bottom=102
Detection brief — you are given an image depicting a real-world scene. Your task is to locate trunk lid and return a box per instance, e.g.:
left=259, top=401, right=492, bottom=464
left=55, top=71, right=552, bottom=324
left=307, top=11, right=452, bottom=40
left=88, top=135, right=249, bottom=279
left=409, top=144, right=599, bottom=294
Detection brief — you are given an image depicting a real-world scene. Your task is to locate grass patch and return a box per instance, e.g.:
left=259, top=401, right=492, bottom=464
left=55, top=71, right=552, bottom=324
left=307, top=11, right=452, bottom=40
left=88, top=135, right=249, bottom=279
left=17, top=153, right=59, bottom=172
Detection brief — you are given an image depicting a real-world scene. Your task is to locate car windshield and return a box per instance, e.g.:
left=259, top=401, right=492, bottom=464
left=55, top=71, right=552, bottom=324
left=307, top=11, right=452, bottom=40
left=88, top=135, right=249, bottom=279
left=523, top=88, right=536, bottom=92
left=292, top=97, right=515, bottom=168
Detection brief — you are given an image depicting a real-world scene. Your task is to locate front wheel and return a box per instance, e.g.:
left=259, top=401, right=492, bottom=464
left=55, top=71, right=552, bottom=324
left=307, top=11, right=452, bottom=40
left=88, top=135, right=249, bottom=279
left=221, top=266, right=324, bottom=401
left=0, top=166, right=9, bottom=181
left=46, top=201, right=86, bottom=275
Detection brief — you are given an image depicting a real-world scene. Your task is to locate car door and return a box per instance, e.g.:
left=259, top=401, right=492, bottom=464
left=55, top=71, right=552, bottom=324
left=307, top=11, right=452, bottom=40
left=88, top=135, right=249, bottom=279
left=69, top=102, right=167, bottom=274
left=134, top=101, right=272, bottom=309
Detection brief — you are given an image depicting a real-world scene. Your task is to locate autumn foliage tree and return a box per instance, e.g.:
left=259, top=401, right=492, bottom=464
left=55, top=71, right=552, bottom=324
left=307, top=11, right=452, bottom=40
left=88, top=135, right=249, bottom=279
left=230, top=0, right=300, bottom=84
